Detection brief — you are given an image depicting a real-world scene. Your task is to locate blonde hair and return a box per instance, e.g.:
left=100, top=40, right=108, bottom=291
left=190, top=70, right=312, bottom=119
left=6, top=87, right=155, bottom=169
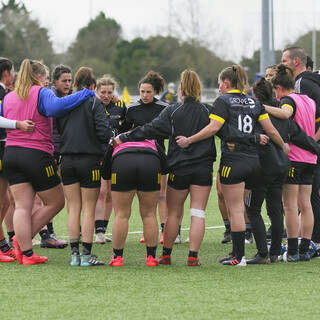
left=219, top=65, right=249, bottom=93
left=96, top=74, right=118, bottom=91
left=181, top=69, right=202, bottom=101
left=15, top=59, right=46, bottom=100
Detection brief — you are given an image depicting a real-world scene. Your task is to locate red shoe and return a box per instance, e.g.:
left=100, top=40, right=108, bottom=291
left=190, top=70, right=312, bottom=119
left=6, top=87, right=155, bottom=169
left=109, top=256, right=123, bottom=267
left=139, top=235, right=145, bottom=243
left=22, top=253, right=48, bottom=265
left=159, top=255, right=171, bottom=265
left=146, top=255, right=159, bottom=267
left=187, top=256, right=201, bottom=266
left=0, top=252, right=15, bottom=262
left=12, top=236, right=23, bottom=264
left=160, top=232, right=164, bottom=244
left=0, top=248, right=16, bottom=260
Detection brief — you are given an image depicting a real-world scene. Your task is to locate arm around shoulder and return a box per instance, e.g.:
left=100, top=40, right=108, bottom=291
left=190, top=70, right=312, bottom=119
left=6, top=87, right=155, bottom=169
left=38, top=88, right=95, bottom=117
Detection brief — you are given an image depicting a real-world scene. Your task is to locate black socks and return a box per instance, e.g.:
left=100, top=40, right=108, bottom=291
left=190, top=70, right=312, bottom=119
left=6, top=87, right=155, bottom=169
left=231, top=231, right=245, bottom=260
left=95, top=220, right=109, bottom=234
left=22, top=249, right=33, bottom=257
left=0, top=238, right=10, bottom=252
left=47, top=222, right=54, bottom=235
left=299, top=238, right=311, bottom=254
left=288, top=238, right=298, bottom=255
left=113, top=248, right=123, bottom=258
left=39, top=229, right=50, bottom=240
left=188, top=250, right=198, bottom=258
left=147, top=246, right=157, bottom=258
left=95, top=220, right=105, bottom=234
left=70, top=239, right=80, bottom=255
left=163, top=247, right=172, bottom=256
left=82, top=242, right=92, bottom=256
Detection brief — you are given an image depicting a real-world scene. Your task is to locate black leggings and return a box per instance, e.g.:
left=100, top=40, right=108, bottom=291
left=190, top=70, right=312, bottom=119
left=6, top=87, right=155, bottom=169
left=246, top=172, right=286, bottom=256
left=311, top=165, right=320, bottom=243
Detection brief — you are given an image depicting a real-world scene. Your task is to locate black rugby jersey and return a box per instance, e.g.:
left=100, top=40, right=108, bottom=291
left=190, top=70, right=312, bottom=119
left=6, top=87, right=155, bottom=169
left=120, top=97, right=216, bottom=173
left=123, top=98, right=168, bottom=130
left=105, top=100, right=127, bottom=135
left=279, top=96, right=297, bottom=118
left=123, top=98, right=169, bottom=149
left=211, top=90, right=268, bottom=154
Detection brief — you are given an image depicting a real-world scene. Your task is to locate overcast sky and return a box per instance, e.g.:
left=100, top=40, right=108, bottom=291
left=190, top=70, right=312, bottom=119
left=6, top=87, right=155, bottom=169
left=24, top=0, right=320, bottom=62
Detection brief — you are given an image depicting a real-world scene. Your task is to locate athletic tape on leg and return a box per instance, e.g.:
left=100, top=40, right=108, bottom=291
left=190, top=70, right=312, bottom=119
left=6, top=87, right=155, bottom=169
left=190, top=208, right=205, bottom=218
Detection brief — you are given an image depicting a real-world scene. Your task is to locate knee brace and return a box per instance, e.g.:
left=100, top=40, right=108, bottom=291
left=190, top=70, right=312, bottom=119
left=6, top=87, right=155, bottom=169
left=190, top=208, right=205, bottom=219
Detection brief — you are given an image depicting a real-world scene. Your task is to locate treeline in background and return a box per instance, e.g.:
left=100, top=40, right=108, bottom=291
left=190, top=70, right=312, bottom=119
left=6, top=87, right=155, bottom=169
left=1, top=0, right=319, bottom=92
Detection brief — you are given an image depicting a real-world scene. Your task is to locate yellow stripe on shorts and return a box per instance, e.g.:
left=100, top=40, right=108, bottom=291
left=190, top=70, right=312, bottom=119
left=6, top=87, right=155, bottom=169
left=111, top=173, right=116, bottom=184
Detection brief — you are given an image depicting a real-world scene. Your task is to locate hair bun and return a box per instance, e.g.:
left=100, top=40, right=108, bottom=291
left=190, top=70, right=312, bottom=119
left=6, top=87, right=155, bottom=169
left=277, top=64, right=286, bottom=73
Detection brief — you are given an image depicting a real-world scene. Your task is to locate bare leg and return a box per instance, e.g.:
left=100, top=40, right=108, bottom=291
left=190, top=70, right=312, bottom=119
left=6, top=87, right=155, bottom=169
left=216, top=174, right=229, bottom=220
left=104, top=180, right=113, bottom=221
left=95, top=179, right=107, bottom=221
left=4, top=189, right=14, bottom=234
left=282, top=184, right=299, bottom=238
left=298, top=185, right=314, bottom=239
left=81, top=187, right=100, bottom=244
left=10, top=183, right=35, bottom=251
left=221, top=183, right=246, bottom=261
left=138, top=191, right=159, bottom=247
left=0, top=178, right=9, bottom=240
left=221, top=183, right=246, bottom=231
left=111, top=190, right=136, bottom=250
left=158, top=175, right=168, bottom=224
left=33, top=184, right=65, bottom=236
left=64, top=184, right=82, bottom=240
left=189, top=185, right=211, bottom=252
left=164, top=186, right=188, bottom=249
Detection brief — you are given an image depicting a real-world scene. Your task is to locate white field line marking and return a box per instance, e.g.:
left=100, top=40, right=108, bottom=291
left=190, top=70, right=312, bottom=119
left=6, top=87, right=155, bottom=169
left=53, top=225, right=225, bottom=239
left=52, top=223, right=271, bottom=239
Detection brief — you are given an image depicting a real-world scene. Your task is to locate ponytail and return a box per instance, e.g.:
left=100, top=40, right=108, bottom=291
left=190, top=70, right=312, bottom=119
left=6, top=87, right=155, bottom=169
left=219, top=64, right=249, bottom=93
left=252, top=77, right=273, bottom=103
left=180, top=69, right=202, bottom=101
left=271, top=64, right=294, bottom=90
left=15, top=59, right=46, bottom=100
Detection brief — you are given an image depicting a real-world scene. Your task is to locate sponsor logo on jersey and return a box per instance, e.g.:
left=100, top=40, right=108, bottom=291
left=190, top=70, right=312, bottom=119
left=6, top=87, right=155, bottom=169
left=229, top=97, right=255, bottom=108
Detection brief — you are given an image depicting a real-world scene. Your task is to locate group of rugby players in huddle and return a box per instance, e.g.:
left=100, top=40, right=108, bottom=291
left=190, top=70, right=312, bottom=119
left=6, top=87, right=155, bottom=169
left=0, top=45, right=319, bottom=267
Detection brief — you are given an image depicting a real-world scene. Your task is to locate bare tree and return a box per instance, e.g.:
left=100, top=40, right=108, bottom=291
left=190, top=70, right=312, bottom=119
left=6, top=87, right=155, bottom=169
left=163, top=0, right=229, bottom=58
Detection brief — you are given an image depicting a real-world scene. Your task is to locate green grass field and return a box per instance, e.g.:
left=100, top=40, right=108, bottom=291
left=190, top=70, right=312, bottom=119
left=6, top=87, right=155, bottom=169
left=2, top=148, right=320, bottom=320
left=2, top=187, right=320, bottom=320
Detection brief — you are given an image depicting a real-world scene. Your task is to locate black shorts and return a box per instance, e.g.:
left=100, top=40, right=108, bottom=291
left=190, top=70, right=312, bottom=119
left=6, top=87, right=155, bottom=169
left=167, top=166, right=213, bottom=190
left=0, top=141, right=5, bottom=178
left=53, top=152, right=61, bottom=165
left=285, top=161, right=315, bottom=185
left=219, top=152, right=260, bottom=187
left=111, top=152, right=161, bottom=192
left=3, top=146, right=60, bottom=192
left=60, top=154, right=102, bottom=188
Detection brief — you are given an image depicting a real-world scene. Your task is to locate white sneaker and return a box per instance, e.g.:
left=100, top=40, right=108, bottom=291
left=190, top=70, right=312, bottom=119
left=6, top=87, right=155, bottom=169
left=174, top=234, right=181, bottom=244
left=185, top=236, right=190, bottom=243
left=95, top=233, right=107, bottom=244
left=236, top=256, right=247, bottom=267
left=32, top=237, right=41, bottom=246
